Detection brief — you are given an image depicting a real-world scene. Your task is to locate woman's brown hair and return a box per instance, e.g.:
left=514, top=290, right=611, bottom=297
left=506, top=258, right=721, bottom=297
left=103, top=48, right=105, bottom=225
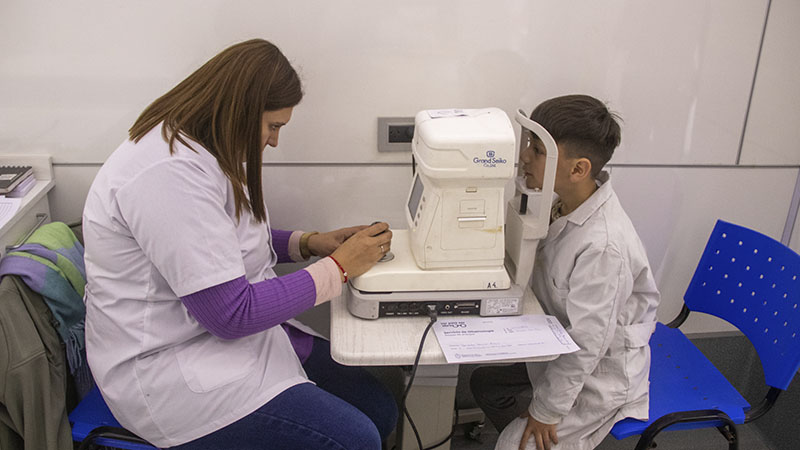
left=129, top=39, right=303, bottom=222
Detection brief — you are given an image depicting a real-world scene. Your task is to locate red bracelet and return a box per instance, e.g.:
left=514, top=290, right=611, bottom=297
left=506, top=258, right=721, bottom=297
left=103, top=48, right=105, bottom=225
left=329, top=256, right=348, bottom=283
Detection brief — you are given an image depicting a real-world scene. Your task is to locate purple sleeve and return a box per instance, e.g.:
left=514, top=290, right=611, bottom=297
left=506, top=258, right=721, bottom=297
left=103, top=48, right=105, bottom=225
left=280, top=323, right=315, bottom=363
left=181, top=273, right=316, bottom=340
left=270, top=228, right=294, bottom=263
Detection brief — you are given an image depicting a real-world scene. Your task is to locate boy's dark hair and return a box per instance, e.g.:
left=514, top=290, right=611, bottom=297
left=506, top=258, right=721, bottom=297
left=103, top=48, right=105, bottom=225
left=530, top=94, right=621, bottom=177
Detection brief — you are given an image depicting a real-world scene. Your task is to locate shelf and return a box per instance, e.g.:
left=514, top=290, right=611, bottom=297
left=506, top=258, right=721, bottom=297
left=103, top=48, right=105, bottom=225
left=0, top=154, right=55, bottom=257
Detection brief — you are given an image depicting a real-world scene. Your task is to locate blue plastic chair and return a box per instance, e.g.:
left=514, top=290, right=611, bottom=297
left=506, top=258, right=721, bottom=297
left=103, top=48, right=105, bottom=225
left=69, top=384, right=157, bottom=450
left=610, top=220, right=800, bottom=450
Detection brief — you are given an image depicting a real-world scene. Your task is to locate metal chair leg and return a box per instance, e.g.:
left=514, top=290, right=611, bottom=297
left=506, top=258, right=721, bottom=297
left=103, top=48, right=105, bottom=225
left=716, top=424, right=739, bottom=450
left=634, top=410, right=738, bottom=450
left=466, top=421, right=485, bottom=442
left=78, top=425, right=152, bottom=450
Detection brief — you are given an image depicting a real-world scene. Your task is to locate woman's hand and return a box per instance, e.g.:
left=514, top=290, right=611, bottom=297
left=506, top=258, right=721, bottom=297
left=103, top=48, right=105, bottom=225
left=329, top=222, right=392, bottom=279
left=307, top=226, right=367, bottom=257
left=518, top=411, right=558, bottom=450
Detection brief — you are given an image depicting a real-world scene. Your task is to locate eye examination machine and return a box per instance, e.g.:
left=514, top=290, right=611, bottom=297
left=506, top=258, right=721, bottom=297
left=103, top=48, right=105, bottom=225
left=347, top=108, right=558, bottom=319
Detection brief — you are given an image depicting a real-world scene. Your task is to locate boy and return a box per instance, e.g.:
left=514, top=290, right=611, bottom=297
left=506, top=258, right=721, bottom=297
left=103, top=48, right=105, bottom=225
left=470, top=95, right=660, bottom=450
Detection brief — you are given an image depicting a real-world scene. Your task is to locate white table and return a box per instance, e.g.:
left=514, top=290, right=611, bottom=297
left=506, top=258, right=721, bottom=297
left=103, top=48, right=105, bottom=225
left=330, top=284, right=558, bottom=449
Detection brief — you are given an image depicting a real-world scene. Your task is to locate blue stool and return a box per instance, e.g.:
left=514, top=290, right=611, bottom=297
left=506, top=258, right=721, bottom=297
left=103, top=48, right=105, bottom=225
left=69, top=384, right=157, bottom=450
left=610, top=220, right=800, bottom=449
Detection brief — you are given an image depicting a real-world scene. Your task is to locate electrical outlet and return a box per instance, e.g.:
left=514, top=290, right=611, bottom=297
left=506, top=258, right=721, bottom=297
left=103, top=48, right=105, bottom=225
left=378, top=117, right=415, bottom=152
left=388, top=124, right=415, bottom=143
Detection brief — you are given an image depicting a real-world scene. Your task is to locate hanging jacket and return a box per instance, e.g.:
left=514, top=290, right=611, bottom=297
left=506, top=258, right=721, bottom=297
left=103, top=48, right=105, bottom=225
left=0, top=275, right=74, bottom=450
left=0, top=221, right=91, bottom=397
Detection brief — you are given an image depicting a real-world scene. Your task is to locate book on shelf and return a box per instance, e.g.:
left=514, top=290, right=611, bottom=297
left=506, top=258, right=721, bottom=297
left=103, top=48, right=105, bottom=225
left=5, top=173, right=35, bottom=198
left=0, top=166, right=34, bottom=195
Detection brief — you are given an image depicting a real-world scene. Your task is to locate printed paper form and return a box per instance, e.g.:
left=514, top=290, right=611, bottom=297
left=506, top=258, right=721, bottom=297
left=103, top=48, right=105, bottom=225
left=432, top=315, right=579, bottom=364
left=0, top=197, right=22, bottom=229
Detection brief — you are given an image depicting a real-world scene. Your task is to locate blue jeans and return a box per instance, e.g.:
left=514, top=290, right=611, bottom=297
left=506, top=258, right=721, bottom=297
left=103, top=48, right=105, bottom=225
left=303, top=338, right=398, bottom=440
left=167, top=337, right=397, bottom=450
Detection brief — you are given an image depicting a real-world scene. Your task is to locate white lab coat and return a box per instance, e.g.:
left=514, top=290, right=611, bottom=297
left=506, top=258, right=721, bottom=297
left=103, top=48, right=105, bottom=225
left=497, top=172, right=659, bottom=450
left=83, top=125, right=308, bottom=447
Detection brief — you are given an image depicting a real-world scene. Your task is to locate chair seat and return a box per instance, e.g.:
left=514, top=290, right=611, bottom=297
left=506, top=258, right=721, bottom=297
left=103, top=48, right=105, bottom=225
left=611, top=323, right=751, bottom=439
left=69, top=385, right=156, bottom=450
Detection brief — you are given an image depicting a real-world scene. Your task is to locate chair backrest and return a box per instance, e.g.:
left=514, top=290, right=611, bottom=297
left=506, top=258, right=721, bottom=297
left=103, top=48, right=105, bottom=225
left=684, top=220, right=800, bottom=390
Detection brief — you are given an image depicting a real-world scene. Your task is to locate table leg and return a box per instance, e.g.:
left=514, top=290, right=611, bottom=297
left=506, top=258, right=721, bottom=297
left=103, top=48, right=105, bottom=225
left=398, top=364, right=459, bottom=450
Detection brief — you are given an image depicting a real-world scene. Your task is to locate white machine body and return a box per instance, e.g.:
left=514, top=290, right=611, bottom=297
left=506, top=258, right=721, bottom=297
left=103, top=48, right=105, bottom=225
left=350, top=230, right=510, bottom=292
left=348, top=282, right=525, bottom=320
left=347, top=108, right=558, bottom=320
left=408, top=108, right=516, bottom=270
left=504, top=109, right=559, bottom=287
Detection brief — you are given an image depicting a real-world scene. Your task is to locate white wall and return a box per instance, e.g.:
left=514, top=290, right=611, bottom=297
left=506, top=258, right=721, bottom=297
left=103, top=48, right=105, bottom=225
left=740, top=0, right=800, bottom=165
left=3, top=0, right=799, bottom=335
left=792, top=209, right=800, bottom=254
left=613, top=166, right=798, bottom=333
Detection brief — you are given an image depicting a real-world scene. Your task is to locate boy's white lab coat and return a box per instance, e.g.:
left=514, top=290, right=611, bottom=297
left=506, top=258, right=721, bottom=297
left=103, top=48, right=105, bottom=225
left=497, top=172, right=660, bottom=450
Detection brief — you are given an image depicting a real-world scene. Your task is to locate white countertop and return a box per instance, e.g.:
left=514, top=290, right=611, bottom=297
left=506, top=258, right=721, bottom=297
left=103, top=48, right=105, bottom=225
left=330, top=283, right=559, bottom=366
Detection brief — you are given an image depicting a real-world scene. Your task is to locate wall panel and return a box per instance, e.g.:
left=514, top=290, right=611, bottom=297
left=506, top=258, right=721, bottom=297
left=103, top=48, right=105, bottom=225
left=518, top=0, right=767, bottom=165
left=612, top=166, right=798, bottom=334
left=791, top=206, right=800, bottom=254
left=4, top=1, right=797, bottom=342
left=49, top=166, right=99, bottom=224
left=1, top=1, right=769, bottom=166
left=740, top=0, right=800, bottom=165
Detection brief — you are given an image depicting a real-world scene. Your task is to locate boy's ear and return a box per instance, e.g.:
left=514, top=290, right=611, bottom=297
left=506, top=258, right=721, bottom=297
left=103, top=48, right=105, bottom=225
left=569, top=157, right=593, bottom=182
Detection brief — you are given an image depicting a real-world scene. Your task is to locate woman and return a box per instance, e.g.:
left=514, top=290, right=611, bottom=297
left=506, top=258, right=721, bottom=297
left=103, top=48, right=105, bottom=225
left=83, top=39, right=396, bottom=449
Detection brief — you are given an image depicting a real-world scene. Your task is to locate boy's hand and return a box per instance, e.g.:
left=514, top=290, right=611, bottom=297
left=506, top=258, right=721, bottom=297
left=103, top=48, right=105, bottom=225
left=518, top=411, right=558, bottom=450
left=308, top=225, right=367, bottom=257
